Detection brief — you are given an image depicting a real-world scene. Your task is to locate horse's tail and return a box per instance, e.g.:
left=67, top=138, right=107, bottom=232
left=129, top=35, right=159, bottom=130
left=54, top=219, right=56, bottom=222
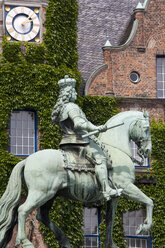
left=0, top=159, right=26, bottom=246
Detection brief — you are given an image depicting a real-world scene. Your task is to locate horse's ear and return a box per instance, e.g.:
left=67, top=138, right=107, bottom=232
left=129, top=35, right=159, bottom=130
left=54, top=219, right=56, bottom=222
left=143, top=109, right=149, bottom=118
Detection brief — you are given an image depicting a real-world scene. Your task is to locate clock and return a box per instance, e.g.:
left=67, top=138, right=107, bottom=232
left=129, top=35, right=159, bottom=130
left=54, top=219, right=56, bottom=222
left=5, top=6, right=40, bottom=42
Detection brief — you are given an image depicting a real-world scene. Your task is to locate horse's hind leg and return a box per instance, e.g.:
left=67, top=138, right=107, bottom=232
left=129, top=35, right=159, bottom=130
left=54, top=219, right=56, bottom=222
left=16, top=190, right=54, bottom=248
left=37, top=199, right=71, bottom=248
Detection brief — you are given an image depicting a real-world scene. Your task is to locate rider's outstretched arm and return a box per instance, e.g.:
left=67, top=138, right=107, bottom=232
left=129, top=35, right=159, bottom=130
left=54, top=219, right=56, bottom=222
left=68, top=108, right=106, bottom=132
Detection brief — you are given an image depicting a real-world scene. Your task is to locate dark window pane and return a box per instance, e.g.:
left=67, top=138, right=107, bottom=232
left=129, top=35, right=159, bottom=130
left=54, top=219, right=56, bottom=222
left=29, top=138, right=34, bottom=146
left=136, top=238, right=140, bottom=247
left=157, top=73, right=162, bottom=81
left=17, top=146, right=22, bottom=154
left=131, top=238, right=135, bottom=246
left=29, top=147, right=34, bottom=154
left=92, top=237, right=97, bottom=246
left=23, top=120, right=28, bottom=129
left=29, top=129, right=34, bottom=136
left=10, top=128, right=16, bottom=136
left=16, top=128, right=22, bottom=136
left=157, top=90, right=163, bottom=98
left=157, top=66, right=162, bottom=73
left=11, top=146, right=16, bottom=154
left=11, top=137, right=16, bottom=146
left=157, top=81, right=163, bottom=89
left=29, top=120, right=34, bottom=129
left=157, top=57, right=165, bottom=98
left=23, top=138, right=28, bottom=146
left=16, top=120, right=22, bottom=129
left=23, top=147, right=29, bottom=154
left=17, top=138, right=22, bottom=146
left=23, top=129, right=28, bottom=137
left=86, top=237, right=91, bottom=246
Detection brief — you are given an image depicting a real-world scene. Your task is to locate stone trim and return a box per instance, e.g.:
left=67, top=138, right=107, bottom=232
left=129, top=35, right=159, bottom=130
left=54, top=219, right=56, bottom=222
left=85, top=64, right=108, bottom=95
left=134, top=0, right=151, bottom=13
left=102, top=19, right=139, bottom=51
left=4, top=0, right=49, bottom=6
left=117, top=97, right=165, bottom=103
left=143, top=0, right=151, bottom=11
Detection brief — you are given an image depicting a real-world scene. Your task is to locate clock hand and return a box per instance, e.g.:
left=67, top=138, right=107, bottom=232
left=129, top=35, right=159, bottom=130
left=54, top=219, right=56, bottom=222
left=21, top=14, right=33, bottom=26
left=22, top=19, right=33, bottom=25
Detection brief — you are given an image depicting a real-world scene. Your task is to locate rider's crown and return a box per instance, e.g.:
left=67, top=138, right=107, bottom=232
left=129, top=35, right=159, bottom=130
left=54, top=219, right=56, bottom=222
left=58, top=75, right=76, bottom=88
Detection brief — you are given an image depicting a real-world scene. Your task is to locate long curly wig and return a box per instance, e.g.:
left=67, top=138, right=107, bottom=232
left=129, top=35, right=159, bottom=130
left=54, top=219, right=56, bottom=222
left=51, top=86, right=73, bottom=124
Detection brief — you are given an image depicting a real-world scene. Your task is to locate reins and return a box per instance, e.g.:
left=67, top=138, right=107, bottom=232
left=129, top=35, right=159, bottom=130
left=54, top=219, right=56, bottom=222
left=101, top=141, right=144, bottom=166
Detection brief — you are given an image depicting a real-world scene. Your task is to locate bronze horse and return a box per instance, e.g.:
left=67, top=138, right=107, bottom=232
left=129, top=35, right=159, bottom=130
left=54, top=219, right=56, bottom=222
left=0, top=111, right=153, bottom=248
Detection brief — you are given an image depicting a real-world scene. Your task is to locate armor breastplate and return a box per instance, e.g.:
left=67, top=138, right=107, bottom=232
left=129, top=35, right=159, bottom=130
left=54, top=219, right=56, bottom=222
left=59, top=103, right=89, bottom=146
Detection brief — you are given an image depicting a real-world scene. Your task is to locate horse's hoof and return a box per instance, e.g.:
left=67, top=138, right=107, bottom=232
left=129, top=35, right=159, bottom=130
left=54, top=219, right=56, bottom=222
left=136, top=224, right=149, bottom=235
left=136, top=224, right=143, bottom=235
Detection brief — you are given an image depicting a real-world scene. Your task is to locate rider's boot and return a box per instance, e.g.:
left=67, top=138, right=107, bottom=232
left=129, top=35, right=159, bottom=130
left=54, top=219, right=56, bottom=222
left=95, top=161, right=121, bottom=201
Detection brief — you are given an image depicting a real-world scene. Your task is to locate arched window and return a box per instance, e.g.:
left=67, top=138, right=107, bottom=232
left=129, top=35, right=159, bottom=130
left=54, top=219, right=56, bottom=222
left=10, top=110, right=37, bottom=156
left=123, top=209, right=152, bottom=248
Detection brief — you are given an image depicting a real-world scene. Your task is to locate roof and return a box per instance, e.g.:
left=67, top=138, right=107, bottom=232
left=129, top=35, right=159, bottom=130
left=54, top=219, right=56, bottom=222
left=77, top=0, right=145, bottom=93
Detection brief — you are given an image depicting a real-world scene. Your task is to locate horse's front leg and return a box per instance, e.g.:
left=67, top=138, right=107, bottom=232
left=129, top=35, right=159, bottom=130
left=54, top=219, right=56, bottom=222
left=123, top=183, right=154, bottom=234
left=106, top=198, right=119, bottom=248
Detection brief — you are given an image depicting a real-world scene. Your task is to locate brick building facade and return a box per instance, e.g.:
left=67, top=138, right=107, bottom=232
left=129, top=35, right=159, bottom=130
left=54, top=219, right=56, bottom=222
left=84, top=0, right=165, bottom=121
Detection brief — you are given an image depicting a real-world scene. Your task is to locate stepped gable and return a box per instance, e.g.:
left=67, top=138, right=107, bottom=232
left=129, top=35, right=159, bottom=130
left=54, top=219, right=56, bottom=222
left=77, top=0, right=144, bottom=92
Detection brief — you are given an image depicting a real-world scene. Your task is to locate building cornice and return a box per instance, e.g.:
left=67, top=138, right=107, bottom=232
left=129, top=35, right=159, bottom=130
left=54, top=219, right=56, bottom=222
left=117, top=96, right=165, bottom=104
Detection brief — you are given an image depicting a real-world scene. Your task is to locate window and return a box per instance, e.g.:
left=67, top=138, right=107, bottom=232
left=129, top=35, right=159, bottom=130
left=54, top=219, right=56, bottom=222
left=157, top=56, right=165, bottom=98
left=129, top=71, right=140, bottom=84
left=10, top=110, right=37, bottom=156
left=123, top=209, right=152, bottom=248
left=83, top=208, right=100, bottom=248
left=131, top=141, right=149, bottom=167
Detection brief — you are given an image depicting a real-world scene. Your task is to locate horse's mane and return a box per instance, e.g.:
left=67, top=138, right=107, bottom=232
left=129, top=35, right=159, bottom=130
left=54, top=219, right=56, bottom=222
left=106, top=111, right=143, bottom=126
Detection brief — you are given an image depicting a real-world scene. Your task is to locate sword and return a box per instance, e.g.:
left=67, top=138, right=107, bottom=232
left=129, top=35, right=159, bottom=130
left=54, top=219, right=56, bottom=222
left=82, top=122, right=124, bottom=139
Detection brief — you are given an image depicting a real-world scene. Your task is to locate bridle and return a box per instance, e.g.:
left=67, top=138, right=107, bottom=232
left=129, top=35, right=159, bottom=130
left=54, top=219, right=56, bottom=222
left=102, top=141, right=144, bottom=165
left=129, top=117, right=151, bottom=163
left=102, top=117, right=150, bottom=166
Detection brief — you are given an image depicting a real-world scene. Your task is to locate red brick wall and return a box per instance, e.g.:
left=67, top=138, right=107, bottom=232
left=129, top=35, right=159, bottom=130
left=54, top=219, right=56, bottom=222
left=87, top=0, right=165, bottom=96
left=87, top=0, right=165, bottom=120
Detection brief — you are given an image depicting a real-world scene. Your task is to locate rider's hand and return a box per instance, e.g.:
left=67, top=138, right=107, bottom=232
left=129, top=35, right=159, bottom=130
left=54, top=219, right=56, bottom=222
left=98, top=124, right=107, bottom=132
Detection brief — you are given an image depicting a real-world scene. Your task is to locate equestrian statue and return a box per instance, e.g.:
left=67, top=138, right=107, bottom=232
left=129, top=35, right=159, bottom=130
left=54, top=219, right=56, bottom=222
left=0, top=75, right=153, bottom=248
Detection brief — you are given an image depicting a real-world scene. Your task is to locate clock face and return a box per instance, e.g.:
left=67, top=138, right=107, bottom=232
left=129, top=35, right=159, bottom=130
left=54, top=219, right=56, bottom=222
left=5, top=6, right=40, bottom=42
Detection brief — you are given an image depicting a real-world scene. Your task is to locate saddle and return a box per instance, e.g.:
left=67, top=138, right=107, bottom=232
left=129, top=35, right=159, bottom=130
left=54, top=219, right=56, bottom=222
left=61, top=146, right=95, bottom=174
left=60, top=146, right=105, bottom=202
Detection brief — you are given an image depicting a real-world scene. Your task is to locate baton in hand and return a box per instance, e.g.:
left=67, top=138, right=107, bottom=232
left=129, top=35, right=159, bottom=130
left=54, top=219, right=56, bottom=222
left=82, top=122, right=124, bottom=139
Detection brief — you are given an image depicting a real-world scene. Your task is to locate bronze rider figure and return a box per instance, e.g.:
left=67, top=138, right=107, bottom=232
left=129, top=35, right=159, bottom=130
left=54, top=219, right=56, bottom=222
left=51, top=75, right=122, bottom=200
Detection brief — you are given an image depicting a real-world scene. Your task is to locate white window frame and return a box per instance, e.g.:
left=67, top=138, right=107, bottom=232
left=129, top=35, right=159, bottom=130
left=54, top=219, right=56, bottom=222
left=10, top=110, right=37, bottom=156
left=156, top=56, right=165, bottom=98
left=83, top=207, right=100, bottom=248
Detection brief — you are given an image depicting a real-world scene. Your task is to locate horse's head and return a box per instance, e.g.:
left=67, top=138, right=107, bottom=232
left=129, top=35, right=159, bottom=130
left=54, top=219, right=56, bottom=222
left=129, top=110, right=152, bottom=160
